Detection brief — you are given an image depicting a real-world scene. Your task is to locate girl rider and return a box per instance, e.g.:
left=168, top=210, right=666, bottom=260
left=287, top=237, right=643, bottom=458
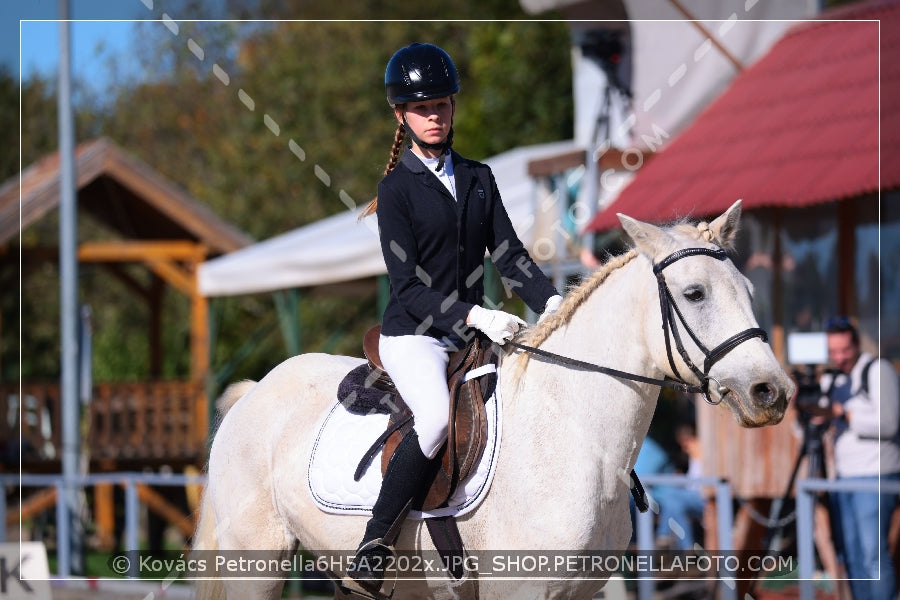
left=347, top=42, right=563, bottom=592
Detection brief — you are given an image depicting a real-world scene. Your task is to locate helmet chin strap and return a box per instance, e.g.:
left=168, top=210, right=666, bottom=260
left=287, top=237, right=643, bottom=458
left=402, top=114, right=454, bottom=172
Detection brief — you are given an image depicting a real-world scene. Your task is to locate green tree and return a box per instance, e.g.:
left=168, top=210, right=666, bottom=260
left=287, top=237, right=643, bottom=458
left=6, top=10, right=573, bottom=385
left=0, top=69, right=107, bottom=380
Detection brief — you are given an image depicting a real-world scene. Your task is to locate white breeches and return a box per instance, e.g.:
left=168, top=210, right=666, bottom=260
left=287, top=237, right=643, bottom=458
left=378, top=334, right=451, bottom=459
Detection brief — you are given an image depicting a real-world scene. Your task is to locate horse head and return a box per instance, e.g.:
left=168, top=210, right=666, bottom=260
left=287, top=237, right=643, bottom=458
left=618, top=200, right=793, bottom=427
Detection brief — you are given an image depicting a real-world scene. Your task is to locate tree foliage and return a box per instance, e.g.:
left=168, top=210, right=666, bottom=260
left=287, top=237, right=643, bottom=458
left=3, top=5, right=573, bottom=385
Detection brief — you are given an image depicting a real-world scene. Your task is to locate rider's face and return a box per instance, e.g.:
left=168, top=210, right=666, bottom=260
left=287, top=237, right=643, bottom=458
left=395, top=97, right=454, bottom=157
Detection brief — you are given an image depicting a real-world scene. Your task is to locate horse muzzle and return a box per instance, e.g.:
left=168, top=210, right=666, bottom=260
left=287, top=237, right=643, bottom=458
left=719, top=374, right=793, bottom=428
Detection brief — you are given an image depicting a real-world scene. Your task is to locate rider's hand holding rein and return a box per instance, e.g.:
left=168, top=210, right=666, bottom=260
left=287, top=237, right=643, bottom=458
left=467, top=294, right=564, bottom=344
left=539, top=294, right=564, bottom=323
left=467, top=305, right=526, bottom=345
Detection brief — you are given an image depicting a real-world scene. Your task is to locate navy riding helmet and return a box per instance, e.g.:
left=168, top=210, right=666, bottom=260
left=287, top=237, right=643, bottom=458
left=384, top=43, right=460, bottom=107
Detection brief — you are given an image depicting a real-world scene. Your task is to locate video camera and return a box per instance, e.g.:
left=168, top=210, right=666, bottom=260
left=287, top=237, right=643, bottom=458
left=792, top=365, right=831, bottom=419
left=786, top=332, right=833, bottom=421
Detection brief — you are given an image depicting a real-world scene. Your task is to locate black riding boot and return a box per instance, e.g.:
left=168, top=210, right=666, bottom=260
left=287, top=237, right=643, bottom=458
left=347, top=430, right=437, bottom=592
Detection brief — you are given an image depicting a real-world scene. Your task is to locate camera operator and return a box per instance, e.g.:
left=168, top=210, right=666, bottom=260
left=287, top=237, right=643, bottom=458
left=820, top=317, right=900, bottom=600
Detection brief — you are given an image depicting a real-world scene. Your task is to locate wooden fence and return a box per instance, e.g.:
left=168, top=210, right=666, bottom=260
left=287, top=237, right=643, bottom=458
left=0, top=381, right=208, bottom=469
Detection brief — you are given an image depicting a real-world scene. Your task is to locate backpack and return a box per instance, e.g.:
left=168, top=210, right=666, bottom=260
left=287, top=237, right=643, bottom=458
left=851, top=356, right=899, bottom=441
left=855, top=357, right=877, bottom=398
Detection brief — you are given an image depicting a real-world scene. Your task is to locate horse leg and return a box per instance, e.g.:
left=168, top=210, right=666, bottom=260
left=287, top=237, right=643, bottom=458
left=222, top=575, right=290, bottom=600
left=216, top=525, right=296, bottom=599
left=200, top=475, right=297, bottom=600
left=218, top=503, right=296, bottom=600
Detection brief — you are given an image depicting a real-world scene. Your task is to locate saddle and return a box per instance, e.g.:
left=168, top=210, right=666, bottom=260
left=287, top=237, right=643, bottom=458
left=353, top=325, right=497, bottom=511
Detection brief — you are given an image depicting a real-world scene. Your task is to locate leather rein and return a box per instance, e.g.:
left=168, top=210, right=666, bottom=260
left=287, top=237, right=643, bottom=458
left=508, top=246, right=768, bottom=405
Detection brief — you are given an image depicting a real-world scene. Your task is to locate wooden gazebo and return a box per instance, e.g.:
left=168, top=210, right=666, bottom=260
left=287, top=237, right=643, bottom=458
left=0, top=137, right=253, bottom=473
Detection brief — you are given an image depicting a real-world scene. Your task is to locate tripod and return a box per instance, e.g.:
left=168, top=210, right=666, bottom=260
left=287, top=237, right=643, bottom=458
left=764, top=415, right=829, bottom=551
left=746, top=413, right=830, bottom=597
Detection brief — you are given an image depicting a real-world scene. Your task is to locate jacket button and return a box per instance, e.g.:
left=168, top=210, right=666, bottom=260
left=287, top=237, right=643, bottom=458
left=458, top=245, right=465, bottom=253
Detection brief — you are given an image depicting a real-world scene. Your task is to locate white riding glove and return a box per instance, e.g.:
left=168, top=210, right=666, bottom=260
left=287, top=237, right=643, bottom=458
left=538, top=294, right=564, bottom=323
left=467, top=305, right=526, bottom=345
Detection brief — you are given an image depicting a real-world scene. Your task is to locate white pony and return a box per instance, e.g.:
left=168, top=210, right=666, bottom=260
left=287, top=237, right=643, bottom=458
left=193, top=201, right=793, bottom=600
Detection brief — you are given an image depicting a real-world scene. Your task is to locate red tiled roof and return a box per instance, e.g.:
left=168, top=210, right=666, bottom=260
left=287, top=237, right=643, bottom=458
left=586, top=0, right=898, bottom=232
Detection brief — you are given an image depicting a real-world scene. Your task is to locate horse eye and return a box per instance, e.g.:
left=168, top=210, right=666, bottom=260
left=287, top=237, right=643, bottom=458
left=684, top=287, right=705, bottom=302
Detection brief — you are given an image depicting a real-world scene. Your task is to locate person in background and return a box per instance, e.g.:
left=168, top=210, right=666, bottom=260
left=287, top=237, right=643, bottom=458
left=655, top=423, right=706, bottom=550
left=821, top=316, right=900, bottom=600
left=630, top=434, right=673, bottom=546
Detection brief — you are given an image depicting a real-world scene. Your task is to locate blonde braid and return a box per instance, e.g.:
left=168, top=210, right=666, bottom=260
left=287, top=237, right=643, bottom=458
left=359, top=123, right=406, bottom=219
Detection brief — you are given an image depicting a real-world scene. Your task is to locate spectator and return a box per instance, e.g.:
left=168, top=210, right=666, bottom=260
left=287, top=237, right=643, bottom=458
left=656, top=423, right=706, bottom=551
left=821, top=316, right=900, bottom=600
left=631, top=434, right=673, bottom=546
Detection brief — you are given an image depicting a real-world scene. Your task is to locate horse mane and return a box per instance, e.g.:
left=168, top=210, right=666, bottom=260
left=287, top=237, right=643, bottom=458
left=517, top=248, right=638, bottom=352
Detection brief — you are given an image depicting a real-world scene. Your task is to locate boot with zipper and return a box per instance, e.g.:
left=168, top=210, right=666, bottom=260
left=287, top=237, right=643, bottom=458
left=346, top=429, right=438, bottom=593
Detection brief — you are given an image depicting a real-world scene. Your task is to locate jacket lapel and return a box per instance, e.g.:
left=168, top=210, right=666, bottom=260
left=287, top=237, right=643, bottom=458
left=401, top=151, right=443, bottom=195
left=450, top=151, right=473, bottom=220
left=400, top=149, right=464, bottom=214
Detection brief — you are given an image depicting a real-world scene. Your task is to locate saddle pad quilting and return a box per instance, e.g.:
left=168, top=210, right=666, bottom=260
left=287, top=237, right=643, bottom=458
left=307, top=389, right=501, bottom=519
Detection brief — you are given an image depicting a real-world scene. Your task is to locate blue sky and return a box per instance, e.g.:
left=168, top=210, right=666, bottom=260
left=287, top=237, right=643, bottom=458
left=3, top=1, right=162, bottom=85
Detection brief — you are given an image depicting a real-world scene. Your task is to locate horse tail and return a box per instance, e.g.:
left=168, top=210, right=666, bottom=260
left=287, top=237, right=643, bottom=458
left=191, top=379, right=256, bottom=599
left=216, top=379, right=256, bottom=415
left=192, top=485, right=226, bottom=600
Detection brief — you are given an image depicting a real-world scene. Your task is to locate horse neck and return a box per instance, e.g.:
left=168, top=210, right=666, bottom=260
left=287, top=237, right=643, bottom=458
left=546, top=261, right=657, bottom=384
left=499, top=257, right=660, bottom=483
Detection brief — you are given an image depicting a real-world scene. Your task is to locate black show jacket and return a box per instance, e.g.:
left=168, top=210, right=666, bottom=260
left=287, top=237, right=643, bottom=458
left=376, top=149, right=558, bottom=340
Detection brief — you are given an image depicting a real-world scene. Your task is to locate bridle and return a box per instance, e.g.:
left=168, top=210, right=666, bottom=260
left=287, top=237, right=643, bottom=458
left=508, top=245, right=768, bottom=405
left=652, top=246, right=767, bottom=404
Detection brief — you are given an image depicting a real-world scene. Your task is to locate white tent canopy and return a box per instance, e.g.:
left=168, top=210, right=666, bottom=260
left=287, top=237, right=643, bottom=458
left=198, top=140, right=580, bottom=297
left=198, top=204, right=383, bottom=296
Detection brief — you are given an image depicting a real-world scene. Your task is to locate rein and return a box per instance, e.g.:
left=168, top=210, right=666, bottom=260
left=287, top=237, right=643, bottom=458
left=505, top=340, right=704, bottom=395
left=510, top=246, right=768, bottom=405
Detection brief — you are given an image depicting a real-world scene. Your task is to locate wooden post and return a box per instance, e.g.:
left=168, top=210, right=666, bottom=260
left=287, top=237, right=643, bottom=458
left=9, top=488, right=58, bottom=525
left=132, top=483, right=195, bottom=538
left=149, top=275, right=164, bottom=378
left=94, top=483, right=116, bottom=550
left=189, top=252, right=209, bottom=450
left=771, top=208, right=786, bottom=363
left=837, top=200, right=856, bottom=316
left=190, top=265, right=209, bottom=383
left=192, top=295, right=209, bottom=449
left=78, top=240, right=211, bottom=449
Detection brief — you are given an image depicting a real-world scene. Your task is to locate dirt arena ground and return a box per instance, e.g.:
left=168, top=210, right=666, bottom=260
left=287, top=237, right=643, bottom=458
left=47, top=579, right=333, bottom=599
left=47, top=580, right=193, bottom=600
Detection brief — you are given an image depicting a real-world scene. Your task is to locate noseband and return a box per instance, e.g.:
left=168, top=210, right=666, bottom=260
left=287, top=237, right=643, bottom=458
left=653, top=247, right=767, bottom=404
left=507, top=245, right=768, bottom=406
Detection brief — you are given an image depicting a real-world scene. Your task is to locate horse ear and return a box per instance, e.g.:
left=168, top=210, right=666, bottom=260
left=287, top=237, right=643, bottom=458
left=617, top=213, right=672, bottom=256
left=707, top=199, right=742, bottom=249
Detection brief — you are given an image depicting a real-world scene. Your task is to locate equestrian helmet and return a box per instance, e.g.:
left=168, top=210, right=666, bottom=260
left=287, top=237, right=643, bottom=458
left=385, top=43, right=460, bottom=106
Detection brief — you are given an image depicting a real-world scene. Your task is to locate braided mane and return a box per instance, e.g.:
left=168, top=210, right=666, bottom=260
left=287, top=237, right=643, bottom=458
left=517, top=248, right=638, bottom=350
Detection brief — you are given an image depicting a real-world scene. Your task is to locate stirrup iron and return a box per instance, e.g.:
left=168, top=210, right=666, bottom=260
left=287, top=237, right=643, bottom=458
left=342, top=539, right=397, bottom=600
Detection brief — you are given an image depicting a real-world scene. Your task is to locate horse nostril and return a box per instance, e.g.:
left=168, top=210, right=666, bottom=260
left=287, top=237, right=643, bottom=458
left=753, top=382, right=779, bottom=406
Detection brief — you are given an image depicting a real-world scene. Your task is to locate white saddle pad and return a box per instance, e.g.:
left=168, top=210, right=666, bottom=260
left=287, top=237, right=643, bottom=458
left=307, top=385, right=501, bottom=519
